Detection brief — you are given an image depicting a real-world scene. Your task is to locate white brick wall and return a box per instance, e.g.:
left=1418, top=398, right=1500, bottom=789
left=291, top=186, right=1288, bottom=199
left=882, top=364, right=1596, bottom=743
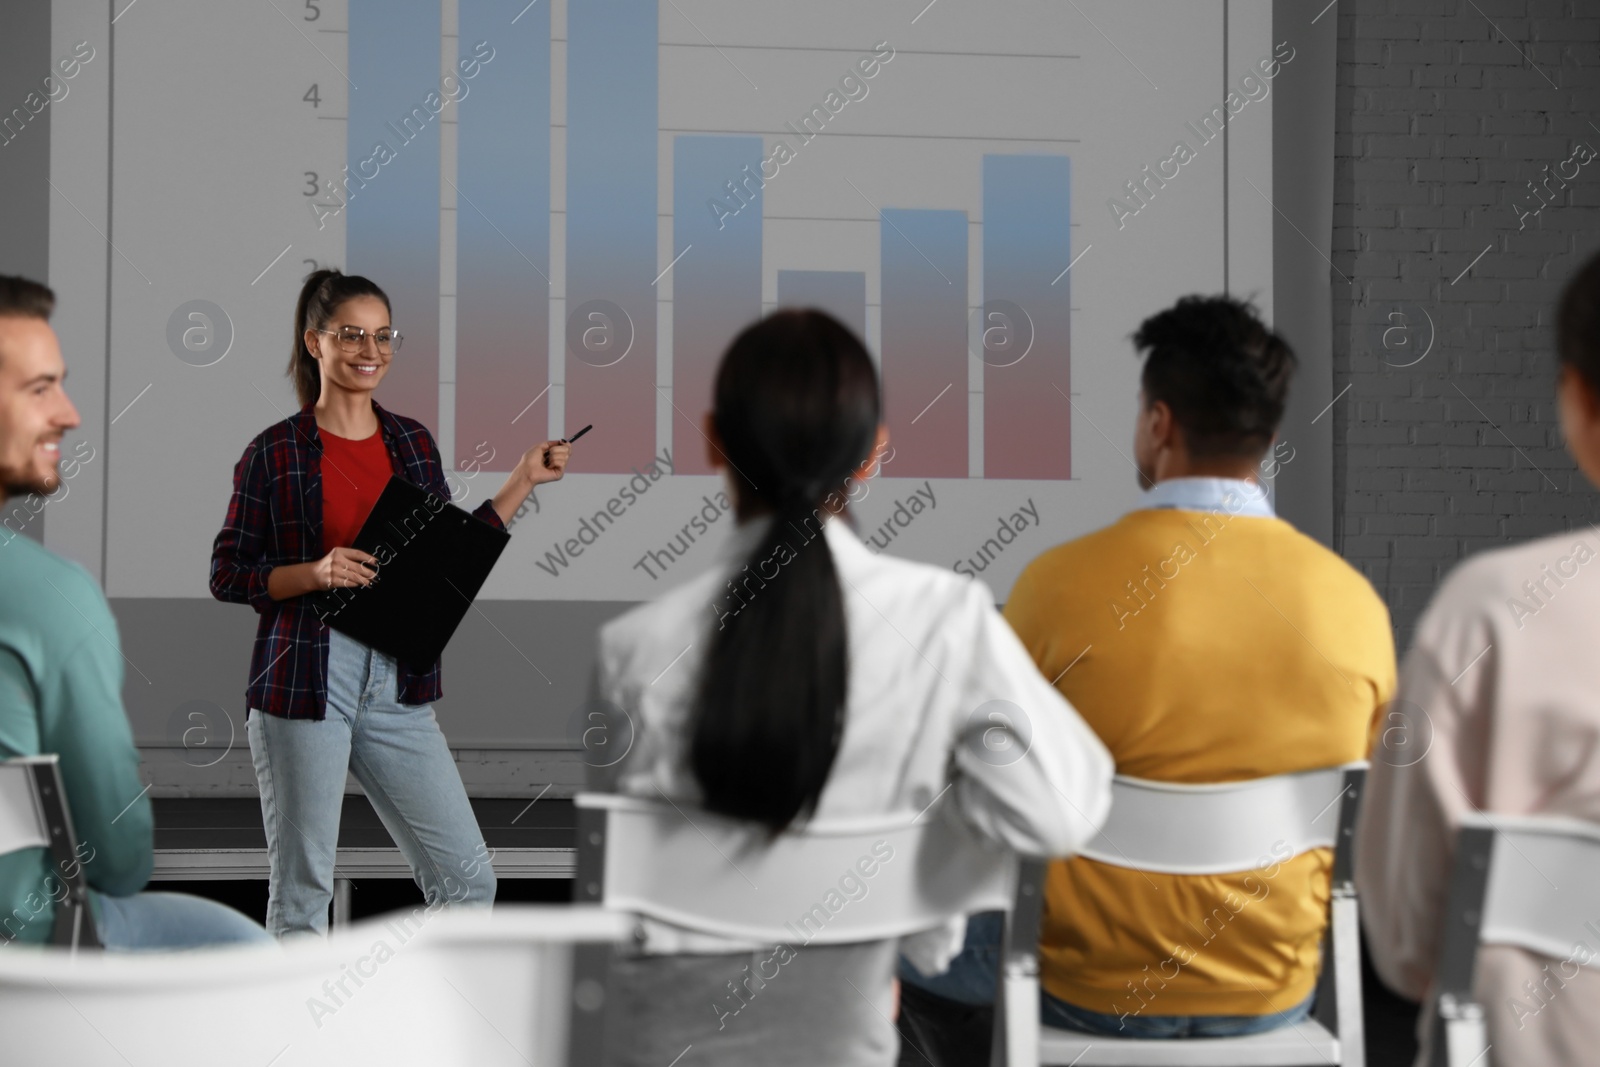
left=1333, top=0, right=1600, bottom=647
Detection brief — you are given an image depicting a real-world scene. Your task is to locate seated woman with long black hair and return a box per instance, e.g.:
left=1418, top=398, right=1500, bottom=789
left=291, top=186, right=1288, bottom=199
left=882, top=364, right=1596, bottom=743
left=590, top=309, right=1114, bottom=1066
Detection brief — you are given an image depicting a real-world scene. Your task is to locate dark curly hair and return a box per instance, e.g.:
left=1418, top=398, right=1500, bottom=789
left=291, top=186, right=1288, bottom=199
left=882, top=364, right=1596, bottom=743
left=1133, top=294, right=1296, bottom=458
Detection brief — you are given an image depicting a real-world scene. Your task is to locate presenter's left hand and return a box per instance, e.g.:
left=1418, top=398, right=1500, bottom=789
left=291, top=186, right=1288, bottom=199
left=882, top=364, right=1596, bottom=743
left=520, top=439, right=570, bottom=486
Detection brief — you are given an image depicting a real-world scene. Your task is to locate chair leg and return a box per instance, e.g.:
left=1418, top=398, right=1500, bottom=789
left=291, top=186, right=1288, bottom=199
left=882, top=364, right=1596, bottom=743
left=991, top=956, right=1010, bottom=1067
left=995, top=859, right=1046, bottom=1067
left=332, top=878, right=353, bottom=928
left=1329, top=893, right=1366, bottom=1067
left=566, top=942, right=612, bottom=1067
left=75, top=897, right=102, bottom=951
left=991, top=965, right=1040, bottom=1067
left=1433, top=994, right=1488, bottom=1067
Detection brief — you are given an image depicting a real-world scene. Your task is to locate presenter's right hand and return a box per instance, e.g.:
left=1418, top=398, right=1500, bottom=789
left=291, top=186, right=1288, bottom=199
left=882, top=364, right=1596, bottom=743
left=312, top=546, right=378, bottom=590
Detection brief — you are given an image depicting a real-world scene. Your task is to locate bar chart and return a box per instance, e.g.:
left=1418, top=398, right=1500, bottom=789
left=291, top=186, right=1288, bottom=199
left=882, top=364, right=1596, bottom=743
left=343, top=0, right=1075, bottom=478
left=102, top=0, right=1254, bottom=603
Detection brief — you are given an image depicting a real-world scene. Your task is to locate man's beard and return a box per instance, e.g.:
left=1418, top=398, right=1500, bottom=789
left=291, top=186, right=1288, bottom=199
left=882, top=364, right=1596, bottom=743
left=1, top=468, right=57, bottom=499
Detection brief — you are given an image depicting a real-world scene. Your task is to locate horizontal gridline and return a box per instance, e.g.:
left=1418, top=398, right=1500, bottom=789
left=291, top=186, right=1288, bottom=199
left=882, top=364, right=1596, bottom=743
left=557, top=125, right=1081, bottom=143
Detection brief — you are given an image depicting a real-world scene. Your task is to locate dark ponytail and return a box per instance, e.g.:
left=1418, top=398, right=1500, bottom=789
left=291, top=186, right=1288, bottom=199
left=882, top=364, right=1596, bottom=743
left=288, top=269, right=391, bottom=408
left=690, top=310, right=880, bottom=835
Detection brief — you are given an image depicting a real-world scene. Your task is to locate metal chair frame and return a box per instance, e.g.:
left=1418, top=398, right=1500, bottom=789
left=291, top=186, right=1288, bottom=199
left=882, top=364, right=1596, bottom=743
left=0, top=755, right=100, bottom=952
left=1424, top=812, right=1600, bottom=1067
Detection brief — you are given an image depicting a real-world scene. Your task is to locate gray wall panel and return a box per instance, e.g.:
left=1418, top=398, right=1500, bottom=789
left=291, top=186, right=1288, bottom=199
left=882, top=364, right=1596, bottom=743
left=115, top=597, right=630, bottom=754
left=1272, top=0, right=1338, bottom=548
left=0, top=0, right=53, bottom=546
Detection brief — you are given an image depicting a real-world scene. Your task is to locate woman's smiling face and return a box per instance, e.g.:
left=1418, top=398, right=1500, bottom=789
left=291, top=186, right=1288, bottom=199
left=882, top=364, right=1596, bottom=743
left=307, top=295, right=393, bottom=397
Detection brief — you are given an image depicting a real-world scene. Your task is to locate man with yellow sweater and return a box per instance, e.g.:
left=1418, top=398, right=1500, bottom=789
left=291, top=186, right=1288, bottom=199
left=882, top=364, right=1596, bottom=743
left=896, top=295, right=1395, bottom=1060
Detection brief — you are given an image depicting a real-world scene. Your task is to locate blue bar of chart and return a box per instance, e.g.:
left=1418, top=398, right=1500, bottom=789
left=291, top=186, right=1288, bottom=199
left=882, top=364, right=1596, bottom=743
left=776, top=270, right=867, bottom=343
left=673, top=136, right=763, bottom=476
left=881, top=209, right=968, bottom=479
left=565, top=0, right=658, bottom=473
left=984, top=155, right=1072, bottom=479
left=455, top=0, right=550, bottom=466
left=347, top=0, right=440, bottom=431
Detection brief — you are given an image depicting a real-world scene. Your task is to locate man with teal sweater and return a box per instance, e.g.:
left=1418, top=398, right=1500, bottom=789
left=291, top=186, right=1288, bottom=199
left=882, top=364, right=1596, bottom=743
left=0, top=275, right=265, bottom=949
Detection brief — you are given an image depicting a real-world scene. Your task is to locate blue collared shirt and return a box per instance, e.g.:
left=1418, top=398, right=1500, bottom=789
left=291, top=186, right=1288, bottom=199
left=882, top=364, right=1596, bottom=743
left=1132, top=476, right=1275, bottom=518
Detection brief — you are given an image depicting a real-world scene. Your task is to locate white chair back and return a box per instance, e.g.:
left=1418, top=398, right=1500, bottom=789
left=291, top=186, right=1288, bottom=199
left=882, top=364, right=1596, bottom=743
left=1429, top=813, right=1600, bottom=1067
left=1079, top=762, right=1367, bottom=874
left=1027, top=763, right=1369, bottom=1067
left=1472, top=812, right=1600, bottom=959
left=573, top=792, right=1014, bottom=944
left=0, top=757, right=50, bottom=857
left=0, top=904, right=630, bottom=1067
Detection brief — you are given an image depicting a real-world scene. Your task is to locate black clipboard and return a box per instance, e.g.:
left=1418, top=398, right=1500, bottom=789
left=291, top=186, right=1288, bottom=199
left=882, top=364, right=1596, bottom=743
left=315, top=476, right=511, bottom=666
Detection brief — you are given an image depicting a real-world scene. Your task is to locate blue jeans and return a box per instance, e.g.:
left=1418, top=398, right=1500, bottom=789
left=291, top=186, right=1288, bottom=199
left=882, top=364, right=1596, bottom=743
left=91, top=890, right=270, bottom=952
left=247, top=628, right=495, bottom=938
left=899, top=911, right=1314, bottom=1038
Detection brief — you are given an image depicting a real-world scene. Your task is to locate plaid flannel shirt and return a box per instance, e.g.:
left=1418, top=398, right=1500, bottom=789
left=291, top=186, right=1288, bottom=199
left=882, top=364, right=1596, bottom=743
left=210, top=401, right=505, bottom=719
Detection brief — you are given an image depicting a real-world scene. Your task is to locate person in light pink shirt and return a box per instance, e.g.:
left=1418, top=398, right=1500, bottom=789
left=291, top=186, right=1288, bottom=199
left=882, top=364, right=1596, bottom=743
left=1356, top=247, right=1600, bottom=1066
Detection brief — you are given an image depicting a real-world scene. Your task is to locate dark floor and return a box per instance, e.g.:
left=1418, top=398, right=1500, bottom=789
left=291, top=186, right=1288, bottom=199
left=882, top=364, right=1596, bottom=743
left=150, top=795, right=576, bottom=854
left=1361, top=935, right=1421, bottom=1067
left=146, top=871, right=573, bottom=926
left=150, top=793, right=578, bottom=924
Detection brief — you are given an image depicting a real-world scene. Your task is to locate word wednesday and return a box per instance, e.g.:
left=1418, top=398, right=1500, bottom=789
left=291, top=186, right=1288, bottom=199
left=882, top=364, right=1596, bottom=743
left=953, top=499, right=1040, bottom=577
left=536, top=448, right=674, bottom=577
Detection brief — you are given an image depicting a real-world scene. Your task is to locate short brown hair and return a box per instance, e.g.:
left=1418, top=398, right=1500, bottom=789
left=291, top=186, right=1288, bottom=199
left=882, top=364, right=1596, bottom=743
left=0, top=275, right=55, bottom=321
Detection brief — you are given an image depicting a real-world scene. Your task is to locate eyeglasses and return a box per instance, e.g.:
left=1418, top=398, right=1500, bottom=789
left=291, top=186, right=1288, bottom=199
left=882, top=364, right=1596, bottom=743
left=318, top=325, right=403, bottom=354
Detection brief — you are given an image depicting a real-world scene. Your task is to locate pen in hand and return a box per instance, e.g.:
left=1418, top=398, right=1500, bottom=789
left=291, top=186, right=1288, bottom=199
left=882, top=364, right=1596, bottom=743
left=544, top=423, right=592, bottom=468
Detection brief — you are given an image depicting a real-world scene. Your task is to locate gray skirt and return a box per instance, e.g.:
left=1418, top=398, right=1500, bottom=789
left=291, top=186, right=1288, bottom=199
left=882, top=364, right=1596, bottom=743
left=602, top=939, right=900, bottom=1067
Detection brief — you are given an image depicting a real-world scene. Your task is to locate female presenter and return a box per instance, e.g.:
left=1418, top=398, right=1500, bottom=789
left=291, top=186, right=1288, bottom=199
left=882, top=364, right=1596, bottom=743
left=209, top=269, right=570, bottom=937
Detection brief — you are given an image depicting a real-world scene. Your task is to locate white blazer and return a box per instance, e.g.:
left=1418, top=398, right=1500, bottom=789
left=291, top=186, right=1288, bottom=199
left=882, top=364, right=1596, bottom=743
left=590, top=512, right=1114, bottom=957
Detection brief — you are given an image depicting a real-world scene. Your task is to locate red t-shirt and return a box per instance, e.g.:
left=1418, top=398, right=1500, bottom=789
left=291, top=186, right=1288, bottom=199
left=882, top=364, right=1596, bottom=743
left=320, top=428, right=394, bottom=555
